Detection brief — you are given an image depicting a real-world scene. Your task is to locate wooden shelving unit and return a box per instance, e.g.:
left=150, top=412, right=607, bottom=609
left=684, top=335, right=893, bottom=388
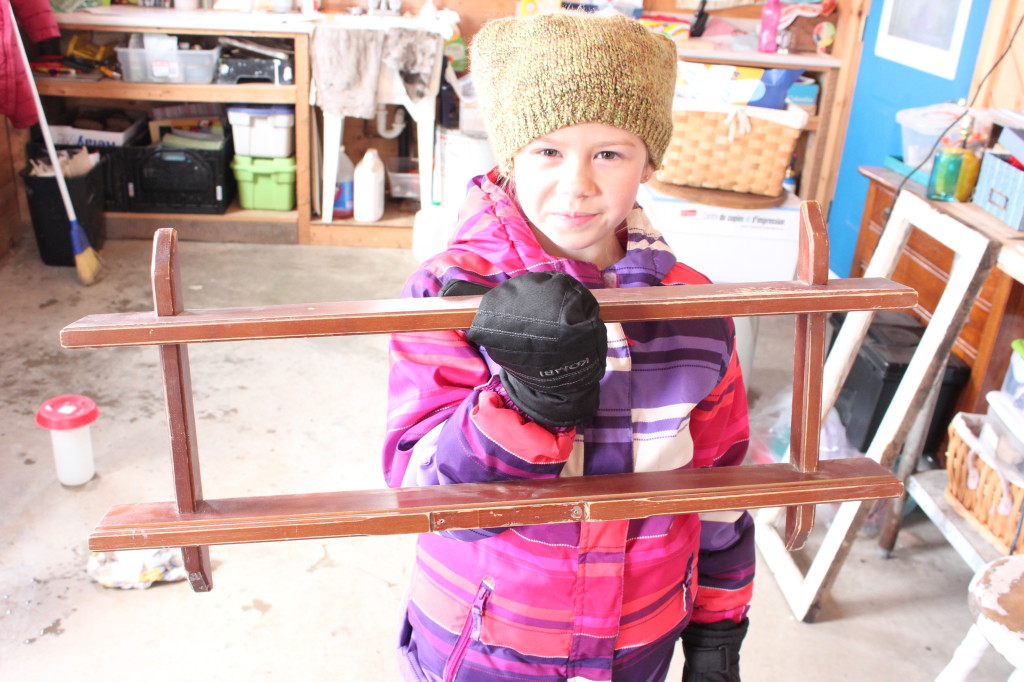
left=41, top=9, right=315, bottom=244
left=677, top=47, right=841, bottom=209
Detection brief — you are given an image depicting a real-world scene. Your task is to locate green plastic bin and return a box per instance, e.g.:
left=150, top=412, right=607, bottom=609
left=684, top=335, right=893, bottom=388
left=231, top=155, right=296, bottom=211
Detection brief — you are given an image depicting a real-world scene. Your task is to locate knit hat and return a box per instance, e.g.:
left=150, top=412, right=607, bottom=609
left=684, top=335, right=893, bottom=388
left=470, top=11, right=677, bottom=176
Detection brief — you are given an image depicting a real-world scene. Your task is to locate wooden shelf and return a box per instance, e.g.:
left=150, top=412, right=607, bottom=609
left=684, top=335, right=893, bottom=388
left=36, top=9, right=315, bottom=245
left=105, top=200, right=299, bottom=244
left=678, top=48, right=841, bottom=71
left=37, top=78, right=297, bottom=104
left=89, top=458, right=902, bottom=551
left=907, top=469, right=1001, bottom=572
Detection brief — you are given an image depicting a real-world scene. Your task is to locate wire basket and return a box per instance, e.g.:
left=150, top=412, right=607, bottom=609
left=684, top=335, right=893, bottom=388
left=656, top=102, right=808, bottom=197
left=945, top=412, right=1024, bottom=555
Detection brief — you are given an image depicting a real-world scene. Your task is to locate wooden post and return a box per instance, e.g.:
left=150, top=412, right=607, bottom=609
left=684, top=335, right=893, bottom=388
left=151, top=228, right=212, bottom=592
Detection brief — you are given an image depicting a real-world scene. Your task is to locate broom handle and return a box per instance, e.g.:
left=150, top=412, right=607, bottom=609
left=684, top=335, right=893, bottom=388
left=9, top=4, right=79, bottom=224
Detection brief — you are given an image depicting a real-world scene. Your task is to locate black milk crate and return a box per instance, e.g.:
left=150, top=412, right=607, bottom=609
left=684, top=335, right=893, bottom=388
left=26, top=132, right=148, bottom=212
left=121, top=138, right=235, bottom=214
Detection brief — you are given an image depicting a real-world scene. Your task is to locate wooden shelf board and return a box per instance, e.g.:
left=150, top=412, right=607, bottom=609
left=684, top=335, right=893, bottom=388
left=60, top=276, right=916, bottom=348
left=907, top=469, right=1001, bottom=572
left=678, top=48, right=841, bottom=71
left=105, top=202, right=298, bottom=244
left=89, top=457, right=903, bottom=551
left=306, top=202, right=416, bottom=246
left=55, top=8, right=317, bottom=36
left=37, top=78, right=297, bottom=104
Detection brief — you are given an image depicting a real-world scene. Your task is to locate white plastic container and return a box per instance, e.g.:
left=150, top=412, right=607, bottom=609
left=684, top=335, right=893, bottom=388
left=354, top=148, right=385, bottom=222
left=226, top=106, right=295, bottom=158
left=980, top=390, right=1024, bottom=476
left=385, top=156, right=420, bottom=199
left=895, top=103, right=993, bottom=172
left=35, top=395, right=99, bottom=486
left=116, top=35, right=220, bottom=84
left=1002, top=339, right=1024, bottom=410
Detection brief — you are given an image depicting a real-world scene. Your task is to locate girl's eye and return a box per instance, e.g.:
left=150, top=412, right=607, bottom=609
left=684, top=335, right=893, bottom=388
left=596, top=150, right=620, bottom=160
left=537, top=148, right=560, bottom=157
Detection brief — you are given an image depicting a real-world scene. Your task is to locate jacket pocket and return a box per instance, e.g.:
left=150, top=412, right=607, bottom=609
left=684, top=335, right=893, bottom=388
left=443, top=577, right=494, bottom=682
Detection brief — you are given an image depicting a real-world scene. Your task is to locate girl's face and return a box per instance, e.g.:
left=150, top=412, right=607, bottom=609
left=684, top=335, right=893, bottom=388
left=512, top=123, right=654, bottom=270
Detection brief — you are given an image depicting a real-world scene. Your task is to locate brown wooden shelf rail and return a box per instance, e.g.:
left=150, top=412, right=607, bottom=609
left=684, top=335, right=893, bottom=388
left=63, top=201, right=917, bottom=592
left=61, top=277, right=915, bottom=349
left=90, top=458, right=903, bottom=552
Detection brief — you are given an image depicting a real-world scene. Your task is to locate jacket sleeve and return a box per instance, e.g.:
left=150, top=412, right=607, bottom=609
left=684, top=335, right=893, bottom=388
left=12, top=0, right=58, bottom=42
left=382, top=269, right=576, bottom=536
left=689, top=341, right=756, bottom=624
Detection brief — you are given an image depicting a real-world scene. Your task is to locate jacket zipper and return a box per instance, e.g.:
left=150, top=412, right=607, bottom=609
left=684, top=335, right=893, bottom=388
left=443, top=577, right=494, bottom=682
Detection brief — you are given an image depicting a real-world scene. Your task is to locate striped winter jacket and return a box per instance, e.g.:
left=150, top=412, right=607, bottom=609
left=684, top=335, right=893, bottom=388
left=384, top=170, right=754, bottom=682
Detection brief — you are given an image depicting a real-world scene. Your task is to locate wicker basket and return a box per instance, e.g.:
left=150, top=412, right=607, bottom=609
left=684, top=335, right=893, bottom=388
left=945, top=412, right=1024, bottom=555
left=656, top=103, right=808, bottom=197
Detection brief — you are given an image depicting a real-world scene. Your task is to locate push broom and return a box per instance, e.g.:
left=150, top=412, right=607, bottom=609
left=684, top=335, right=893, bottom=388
left=11, top=7, right=102, bottom=285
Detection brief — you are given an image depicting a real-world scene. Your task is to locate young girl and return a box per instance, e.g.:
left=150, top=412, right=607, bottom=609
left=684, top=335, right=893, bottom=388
left=383, top=11, right=753, bottom=682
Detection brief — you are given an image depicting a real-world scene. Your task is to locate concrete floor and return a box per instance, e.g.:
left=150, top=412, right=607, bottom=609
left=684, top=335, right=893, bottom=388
left=0, top=233, right=1014, bottom=681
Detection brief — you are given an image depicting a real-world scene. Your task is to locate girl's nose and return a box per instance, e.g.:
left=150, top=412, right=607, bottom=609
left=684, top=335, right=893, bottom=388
left=558, top=156, right=597, bottom=196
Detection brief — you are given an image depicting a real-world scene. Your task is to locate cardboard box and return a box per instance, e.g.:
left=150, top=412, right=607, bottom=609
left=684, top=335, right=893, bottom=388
left=786, top=77, right=819, bottom=115
left=973, top=153, right=1024, bottom=230
left=635, top=183, right=801, bottom=283
left=50, top=110, right=148, bottom=147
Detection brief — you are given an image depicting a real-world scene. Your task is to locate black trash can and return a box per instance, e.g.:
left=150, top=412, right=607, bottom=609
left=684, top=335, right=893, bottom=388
left=830, top=311, right=970, bottom=456
left=20, top=159, right=106, bottom=267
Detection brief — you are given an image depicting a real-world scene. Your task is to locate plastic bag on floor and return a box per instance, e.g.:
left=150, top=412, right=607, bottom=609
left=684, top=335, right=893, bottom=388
left=87, top=549, right=187, bottom=589
left=748, top=390, right=887, bottom=535
left=748, top=389, right=859, bottom=464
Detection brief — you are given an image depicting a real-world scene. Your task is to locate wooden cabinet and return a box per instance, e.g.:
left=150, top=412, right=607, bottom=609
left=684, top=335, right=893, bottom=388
left=852, top=166, right=1024, bottom=416
left=35, top=11, right=314, bottom=244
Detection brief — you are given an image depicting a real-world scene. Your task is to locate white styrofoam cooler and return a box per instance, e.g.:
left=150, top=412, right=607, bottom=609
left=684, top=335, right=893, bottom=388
left=636, top=183, right=803, bottom=378
left=636, top=183, right=801, bottom=284
left=227, top=106, right=295, bottom=158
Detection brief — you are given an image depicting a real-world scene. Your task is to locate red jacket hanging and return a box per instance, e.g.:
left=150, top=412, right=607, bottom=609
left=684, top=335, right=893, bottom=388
left=1, top=0, right=59, bottom=128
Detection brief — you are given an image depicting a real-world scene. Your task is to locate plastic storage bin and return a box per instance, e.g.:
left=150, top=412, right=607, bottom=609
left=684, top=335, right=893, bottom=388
left=231, top=155, right=296, bottom=211
left=226, top=106, right=295, bottom=158
left=116, top=34, right=220, bottom=84
left=980, top=390, right=1024, bottom=476
left=120, top=139, right=235, bottom=214
left=895, top=103, right=993, bottom=173
left=20, top=160, right=106, bottom=266
left=385, top=157, right=420, bottom=199
left=831, top=310, right=970, bottom=455
left=1003, top=339, right=1024, bottom=409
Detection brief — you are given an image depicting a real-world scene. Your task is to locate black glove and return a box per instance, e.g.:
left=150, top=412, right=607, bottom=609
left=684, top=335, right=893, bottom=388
left=441, top=272, right=606, bottom=427
left=681, top=619, right=749, bottom=682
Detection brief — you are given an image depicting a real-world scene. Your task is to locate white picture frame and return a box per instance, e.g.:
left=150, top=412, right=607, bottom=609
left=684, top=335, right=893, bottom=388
left=874, top=0, right=973, bottom=80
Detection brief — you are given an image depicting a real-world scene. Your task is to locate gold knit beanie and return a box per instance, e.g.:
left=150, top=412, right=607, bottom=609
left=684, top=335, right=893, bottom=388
left=470, top=11, right=677, bottom=176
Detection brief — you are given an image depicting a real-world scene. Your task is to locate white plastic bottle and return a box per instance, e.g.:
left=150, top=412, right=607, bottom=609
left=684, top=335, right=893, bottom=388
left=354, top=148, right=385, bottom=223
left=333, top=146, right=354, bottom=220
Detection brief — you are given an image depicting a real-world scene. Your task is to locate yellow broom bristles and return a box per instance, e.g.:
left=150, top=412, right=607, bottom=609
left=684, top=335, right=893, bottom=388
left=75, top=247, right=102, bottom=286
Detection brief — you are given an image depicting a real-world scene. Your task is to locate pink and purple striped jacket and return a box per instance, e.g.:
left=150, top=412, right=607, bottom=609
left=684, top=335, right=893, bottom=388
left=384, top=170, right=754, bottom=682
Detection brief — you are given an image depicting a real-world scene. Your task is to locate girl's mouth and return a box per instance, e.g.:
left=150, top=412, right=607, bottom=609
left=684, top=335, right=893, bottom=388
left=551, top=211, right=597, bottom=227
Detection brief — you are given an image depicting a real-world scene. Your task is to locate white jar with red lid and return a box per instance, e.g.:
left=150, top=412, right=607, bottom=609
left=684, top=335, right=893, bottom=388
left=36, top=395, right=99, bottom=486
